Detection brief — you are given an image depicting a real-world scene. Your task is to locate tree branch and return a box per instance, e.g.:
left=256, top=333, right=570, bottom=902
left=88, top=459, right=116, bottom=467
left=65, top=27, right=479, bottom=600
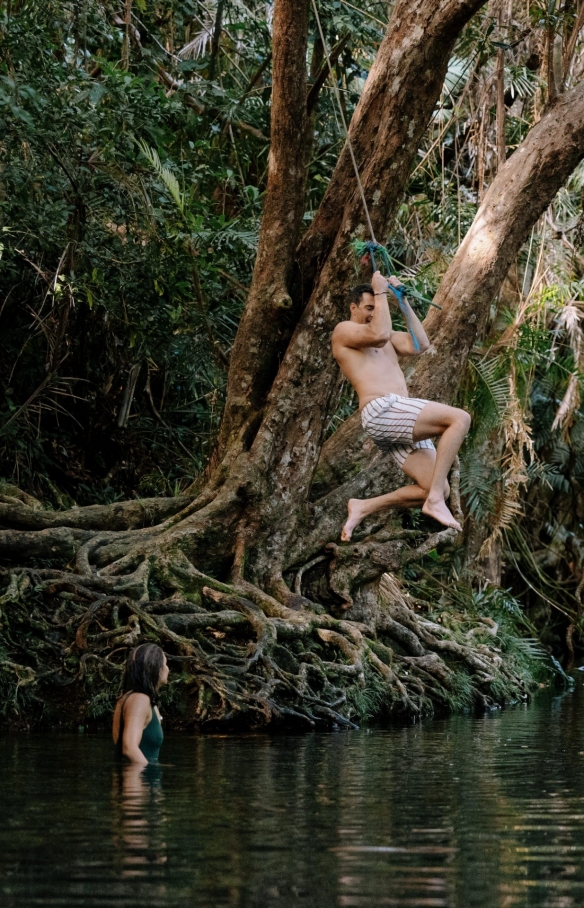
left=214, top=0, right=311, bottom=464
left=306, top=33, right=351, bottom=114
left=412, top=76, right=584, bottom=404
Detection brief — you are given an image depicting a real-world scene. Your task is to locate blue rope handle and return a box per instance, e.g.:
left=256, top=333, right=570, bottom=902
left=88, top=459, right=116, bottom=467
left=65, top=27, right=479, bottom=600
left=387, top=283, right=420, bottom=352
left=367, top=243, right=420, bottom=352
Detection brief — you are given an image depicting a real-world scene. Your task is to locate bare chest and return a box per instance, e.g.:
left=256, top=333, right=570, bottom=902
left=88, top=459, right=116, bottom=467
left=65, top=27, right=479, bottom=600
left=354, top=343, right=398, bottom=370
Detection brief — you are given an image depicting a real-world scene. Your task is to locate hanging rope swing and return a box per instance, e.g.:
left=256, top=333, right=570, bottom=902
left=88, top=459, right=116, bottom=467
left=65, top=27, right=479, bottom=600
left=310, top=0, right=440, bottom=353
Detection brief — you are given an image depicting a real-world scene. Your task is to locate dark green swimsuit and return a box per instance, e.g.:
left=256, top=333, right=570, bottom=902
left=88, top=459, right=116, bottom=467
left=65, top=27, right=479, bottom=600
left=115, top=692, right=164, bottom=763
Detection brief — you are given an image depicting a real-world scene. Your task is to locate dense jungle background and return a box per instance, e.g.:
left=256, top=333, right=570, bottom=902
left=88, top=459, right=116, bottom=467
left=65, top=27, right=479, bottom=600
left=1, top=0, right=584, bottom=730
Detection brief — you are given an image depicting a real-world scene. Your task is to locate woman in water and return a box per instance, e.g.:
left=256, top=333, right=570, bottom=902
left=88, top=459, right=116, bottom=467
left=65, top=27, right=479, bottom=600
left=113, top=643, right=169, bottom=765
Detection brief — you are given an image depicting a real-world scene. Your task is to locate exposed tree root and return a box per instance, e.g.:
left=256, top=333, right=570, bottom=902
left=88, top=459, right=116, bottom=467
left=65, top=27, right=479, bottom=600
left=0, top=542, right=536, bottom=729
left=0, top=460, right=539, bottom=729
left=0, top=488, right=191, bottom=531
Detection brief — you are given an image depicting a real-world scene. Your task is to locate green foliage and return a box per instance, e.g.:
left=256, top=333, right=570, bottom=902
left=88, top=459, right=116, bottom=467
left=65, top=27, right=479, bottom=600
left=346, top=675, right=388, bottom=722
left=0, top=1, right=263, bottom=499
left=0, top=0, right=391, bottom=502
left=85, top=685, right=119, bottom=720
left=137, top=140, right=186, bottom=215
left=406, top=573, right=562, bottom=702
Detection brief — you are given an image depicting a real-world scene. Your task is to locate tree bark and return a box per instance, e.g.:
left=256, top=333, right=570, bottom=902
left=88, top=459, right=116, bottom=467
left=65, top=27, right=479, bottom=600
left=216, top=0, right=489, bottom=464
left=0, top=495, right=190, bottom=531
left=52, top=72, right=584, bottom=590
left=214, top=0, right=310, bottom=465
left=208, top=0, right=224, bottom=82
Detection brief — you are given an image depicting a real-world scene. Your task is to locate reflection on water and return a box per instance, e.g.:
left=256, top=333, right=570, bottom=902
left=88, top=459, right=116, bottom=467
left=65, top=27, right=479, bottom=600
left=3, top=681, right=584, bottom=907
left=112, top=764, right=167, bottom=884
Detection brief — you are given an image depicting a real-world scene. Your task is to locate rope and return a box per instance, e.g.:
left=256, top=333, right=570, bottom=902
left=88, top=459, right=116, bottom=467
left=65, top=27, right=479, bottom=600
left=311, top=0, right=439, bottom=349
left=311, top=0, right=376, bottom=244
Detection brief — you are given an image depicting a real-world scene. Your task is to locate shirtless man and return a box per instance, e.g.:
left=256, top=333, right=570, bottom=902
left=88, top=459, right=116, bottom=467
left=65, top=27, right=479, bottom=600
left=332, top=270, right=471, bottom=541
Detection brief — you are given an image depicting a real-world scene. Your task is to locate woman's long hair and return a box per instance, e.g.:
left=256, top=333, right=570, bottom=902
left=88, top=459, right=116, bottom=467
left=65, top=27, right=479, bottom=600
left=121, top=644, right=165, bottom=705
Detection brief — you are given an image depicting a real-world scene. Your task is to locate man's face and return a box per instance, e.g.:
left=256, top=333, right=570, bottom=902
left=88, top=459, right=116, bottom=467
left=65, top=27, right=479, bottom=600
left=351, top=292, right=375, bottom=324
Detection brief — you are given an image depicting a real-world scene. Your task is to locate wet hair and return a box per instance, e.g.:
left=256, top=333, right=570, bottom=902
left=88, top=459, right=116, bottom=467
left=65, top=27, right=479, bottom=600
left=122, top=643, right=166, bottom=705
left=348, top=284, right=374, bottom=309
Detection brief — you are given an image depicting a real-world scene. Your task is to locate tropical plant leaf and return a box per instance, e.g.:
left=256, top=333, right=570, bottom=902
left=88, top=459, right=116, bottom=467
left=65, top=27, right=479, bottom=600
left=470, top=356, right=510, bottom=416
left=136, top=139, right=185, bottom=215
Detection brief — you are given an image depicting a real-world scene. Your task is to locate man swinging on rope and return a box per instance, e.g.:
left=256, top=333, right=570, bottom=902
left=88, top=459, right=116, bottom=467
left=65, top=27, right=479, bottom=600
left=332, top=271, right=471, bottom=541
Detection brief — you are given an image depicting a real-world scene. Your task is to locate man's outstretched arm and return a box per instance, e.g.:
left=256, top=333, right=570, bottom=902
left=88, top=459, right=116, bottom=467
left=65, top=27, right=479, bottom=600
left=388, top=278, right=430, bottom=355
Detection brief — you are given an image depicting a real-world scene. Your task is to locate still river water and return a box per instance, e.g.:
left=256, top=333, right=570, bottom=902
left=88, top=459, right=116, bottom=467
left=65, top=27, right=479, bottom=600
left=3, top=680, right=584, bottom=908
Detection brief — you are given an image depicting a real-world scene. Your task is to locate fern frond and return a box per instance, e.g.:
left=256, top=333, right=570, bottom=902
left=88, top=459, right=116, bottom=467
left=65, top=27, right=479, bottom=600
left=470, top=356, right=510, bottom=416
left=459, top=450, right=500, bottom=520
left=510, top=636, right=548, bottom=660
left=137, top=139, right=185, bottom=214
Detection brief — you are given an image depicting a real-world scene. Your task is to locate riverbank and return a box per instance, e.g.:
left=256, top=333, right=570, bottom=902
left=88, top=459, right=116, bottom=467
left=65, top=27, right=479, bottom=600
left=0, top=568, right=560, bottom=731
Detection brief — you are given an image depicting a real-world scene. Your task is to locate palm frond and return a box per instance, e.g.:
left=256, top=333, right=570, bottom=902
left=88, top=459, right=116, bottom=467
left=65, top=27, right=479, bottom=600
left=459, top=450, right=499, bottom=519
left=177, top=22, right=214, bottom=60
left=552, top=372, right=581, bottom=431
left=505, top=65, right=541, bottom=100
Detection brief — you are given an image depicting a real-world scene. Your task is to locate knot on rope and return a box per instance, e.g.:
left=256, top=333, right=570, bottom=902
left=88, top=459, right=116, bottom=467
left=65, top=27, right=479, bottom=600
left=356, top=240, right=393, bottom=278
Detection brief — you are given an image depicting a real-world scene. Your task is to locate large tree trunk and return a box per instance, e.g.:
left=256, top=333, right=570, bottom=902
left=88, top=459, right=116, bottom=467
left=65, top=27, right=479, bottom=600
left=293, top=0, right=489, bottom=305
left=214, top=0, right=310, bottom=466
left=217, top=0, right=489, bottom=463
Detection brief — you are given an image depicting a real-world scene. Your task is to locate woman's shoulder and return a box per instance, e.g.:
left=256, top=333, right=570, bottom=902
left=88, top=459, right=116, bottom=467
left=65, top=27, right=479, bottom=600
left=118, top=691, right=152, bottom=714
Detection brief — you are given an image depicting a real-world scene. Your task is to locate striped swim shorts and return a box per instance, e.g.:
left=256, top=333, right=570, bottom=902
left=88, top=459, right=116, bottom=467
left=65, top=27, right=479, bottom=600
left=361, top=394, right=435, bottom=469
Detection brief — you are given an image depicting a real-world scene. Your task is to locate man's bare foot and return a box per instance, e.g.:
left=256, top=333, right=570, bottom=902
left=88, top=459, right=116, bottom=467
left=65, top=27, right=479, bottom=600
left=422, top=496, right=462, bottom=532
left=341, top=499, right=368, bottom=541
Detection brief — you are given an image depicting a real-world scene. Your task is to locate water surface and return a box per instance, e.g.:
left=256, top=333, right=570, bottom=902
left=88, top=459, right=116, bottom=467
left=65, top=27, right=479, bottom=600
left=2, top=680, right=584, bottom=908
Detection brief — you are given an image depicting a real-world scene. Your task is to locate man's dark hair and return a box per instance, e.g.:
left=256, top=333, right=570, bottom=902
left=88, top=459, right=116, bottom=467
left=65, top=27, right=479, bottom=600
left=348, top=284, right=374, bottom=309
left=122, top=643, right=165, bottom=704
